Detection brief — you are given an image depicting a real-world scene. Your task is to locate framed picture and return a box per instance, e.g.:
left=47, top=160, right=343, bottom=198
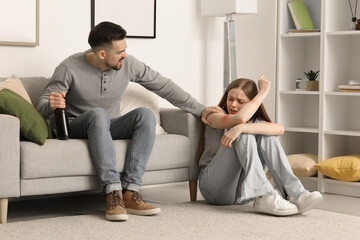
left=91, top=0, right=156, bottom=39
left=0, top=0, right=39, bottom=46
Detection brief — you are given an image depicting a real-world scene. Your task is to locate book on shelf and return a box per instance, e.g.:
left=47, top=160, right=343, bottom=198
left=288, top=0, right=315, bottom=30
left=348, top=80, right=360, bottom=86
left=340, top=89, right=360, bottom=92
left=338, top=84, right=360, bottom=92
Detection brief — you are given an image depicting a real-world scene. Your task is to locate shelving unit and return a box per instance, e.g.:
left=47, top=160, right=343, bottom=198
left=276, top=0, right=360, bottom=197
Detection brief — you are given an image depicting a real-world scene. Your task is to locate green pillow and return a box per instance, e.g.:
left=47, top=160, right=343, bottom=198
left=0, top=88, right=50, bottom=145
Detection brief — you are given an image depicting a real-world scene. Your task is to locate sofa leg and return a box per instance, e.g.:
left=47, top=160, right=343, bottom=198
left=0, top=198, right=8, bottom=224
left=189, top=180, right=198, bottom=201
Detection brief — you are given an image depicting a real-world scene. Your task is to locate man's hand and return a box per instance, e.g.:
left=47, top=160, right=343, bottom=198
left=49, top=92, right=66, bottom=111
left=201, top=106, right=224, bottom=125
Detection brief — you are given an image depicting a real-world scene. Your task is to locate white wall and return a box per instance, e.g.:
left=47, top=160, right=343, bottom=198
left=0, top=0, right=277, bottom=116
left=203, top=0, right=277, bottom=120
left=0, top=0, right=206, bottom=108
left=236, top=0, right=277, bottom=120
left=0, top=0, right=90, bottom=77
left=128, top=0, right=206, bottom=108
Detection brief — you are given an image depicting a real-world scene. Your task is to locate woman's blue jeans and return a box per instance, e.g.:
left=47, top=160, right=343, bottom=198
left=68, top=107, right=156, bottom=194
left=199, top=134, right=305, bottom=205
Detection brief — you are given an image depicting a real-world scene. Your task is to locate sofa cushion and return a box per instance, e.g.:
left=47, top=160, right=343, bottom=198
left=21, top=134, right=190, bottom=179
left=19, top=77, right=50, bottom=105
left=0, top=76, right=50, bottom=105
left=0, top=89, right=50, bottom=145
left=0, top=74, right=32, bottom=104
left=120, top=82, right=166, bottom=135
left=314, top=155, right=360, bottom=181
left=287, top=153, right=317, bottom=177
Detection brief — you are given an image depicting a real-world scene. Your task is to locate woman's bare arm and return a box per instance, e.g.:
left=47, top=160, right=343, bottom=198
left=221, top=122, right=285, bottom=148
left=207, top=76, right=271, bottom=129
left=237, top=122, right=284, bottom=136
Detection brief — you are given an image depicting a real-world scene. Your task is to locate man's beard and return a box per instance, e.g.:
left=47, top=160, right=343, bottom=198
left=105, top=61, right=122, bottom=71
left=105, top=58, right=125, bottom=71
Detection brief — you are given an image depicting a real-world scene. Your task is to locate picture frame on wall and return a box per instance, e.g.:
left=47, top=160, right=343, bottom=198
left=91, top=0, right=156, bottom=39
left=0, top=0, right=39, bottom=46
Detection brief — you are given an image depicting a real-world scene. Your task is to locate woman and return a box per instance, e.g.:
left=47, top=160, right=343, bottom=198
left=198, top=76, right=323, bottom=216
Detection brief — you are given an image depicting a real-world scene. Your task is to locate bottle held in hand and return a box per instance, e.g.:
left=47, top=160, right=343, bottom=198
left=54, top=108, right=70, bottom=140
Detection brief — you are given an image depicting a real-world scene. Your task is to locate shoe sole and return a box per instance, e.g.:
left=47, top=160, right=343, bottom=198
left=298, top=193, right=323, bottom=214
left=254, top=205, right=298, bottom=216
left=126, top=207, right=161, bottom=216
left=106, top=214, right=128, bottom=221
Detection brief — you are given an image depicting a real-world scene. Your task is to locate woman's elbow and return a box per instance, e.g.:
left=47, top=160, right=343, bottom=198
left=278, top=125, right=285, bottom=135
left=237, top=116, right=248, bottom=124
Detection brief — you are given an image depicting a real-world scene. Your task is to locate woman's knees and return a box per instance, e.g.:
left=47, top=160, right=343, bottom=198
left=257, top=135, right=279, bottom=145
left=235, top=134, right=278, bottom=147
left=234, top=133, right=256, bottom=146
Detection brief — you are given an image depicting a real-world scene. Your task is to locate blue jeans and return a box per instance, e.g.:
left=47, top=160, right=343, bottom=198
left=199, top=134, right=305, bottom=205
left=69, top=107, right=156, bottom=194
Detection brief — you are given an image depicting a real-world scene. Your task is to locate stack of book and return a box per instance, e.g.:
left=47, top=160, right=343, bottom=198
left=338, top=80, right=360, bottom=92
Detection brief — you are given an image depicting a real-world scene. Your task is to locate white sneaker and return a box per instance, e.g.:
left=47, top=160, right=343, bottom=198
left=253, top=192, right=298, bottom=216
left=292, top=191, right=323, bottom=214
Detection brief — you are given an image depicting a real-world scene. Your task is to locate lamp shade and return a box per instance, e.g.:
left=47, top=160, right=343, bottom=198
left=201, top=0, right=257, bottom=17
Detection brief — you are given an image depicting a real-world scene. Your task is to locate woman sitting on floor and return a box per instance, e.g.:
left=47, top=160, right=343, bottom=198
left=198, top=76, right=323, bottom=216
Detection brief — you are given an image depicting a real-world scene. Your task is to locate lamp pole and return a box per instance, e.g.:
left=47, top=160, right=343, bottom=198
left=224, top=13, right=237, bottom=91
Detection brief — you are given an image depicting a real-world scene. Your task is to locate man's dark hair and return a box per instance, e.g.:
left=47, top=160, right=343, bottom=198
left=88, top=21, right=127, bottom=50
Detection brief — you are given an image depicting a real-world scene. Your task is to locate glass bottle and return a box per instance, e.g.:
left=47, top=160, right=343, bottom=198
left=350, top=17, right=357, bottom=30
left=296, top=77, right=303, bottom=91
left=54, top=108, right=70, bottom=140
left=356, top=19, right=360, bottom=30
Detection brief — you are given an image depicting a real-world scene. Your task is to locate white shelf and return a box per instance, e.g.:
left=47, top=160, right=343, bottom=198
left=324, top=130, right=360, bottom=137
left=285, top=127, right=319, bottom=133
left=281, top=32, right=321, bottom=38
left=276, top=0, right=360, bottom=198
left=323, top=179, right=360, bottom=198
left=326, top=31, right=360, bottom=36
left=325, top=91, right=360, bottom=97
left=279, top=131, right=318, bottom=156
left=278, top=94, right=319, bottom=129
left=280, top=90, right=319, bottom=95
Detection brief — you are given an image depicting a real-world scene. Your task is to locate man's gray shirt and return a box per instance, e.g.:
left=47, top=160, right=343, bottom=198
left=36, top=50, right=205, bottom=122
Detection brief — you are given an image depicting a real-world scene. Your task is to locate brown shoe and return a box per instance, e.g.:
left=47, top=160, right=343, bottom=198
left=105, top=190, right=128, bottom=221
left=123, top=190, right=161, bottom=216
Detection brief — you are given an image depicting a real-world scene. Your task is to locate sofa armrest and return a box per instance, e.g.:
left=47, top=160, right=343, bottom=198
left=160, top=108, right=202, bottom=180
left=0, top=114, right=20, bottom=198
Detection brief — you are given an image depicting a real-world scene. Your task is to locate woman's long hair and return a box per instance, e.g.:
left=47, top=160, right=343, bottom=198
left=195, top=78, right=272, bottom=163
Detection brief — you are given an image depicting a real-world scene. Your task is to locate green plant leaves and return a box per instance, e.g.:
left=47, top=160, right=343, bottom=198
left=304, top=70, right=320, bottom=81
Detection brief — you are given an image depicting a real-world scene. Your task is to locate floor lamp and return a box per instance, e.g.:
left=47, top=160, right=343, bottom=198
left=201, top=0, right=257, bottom=91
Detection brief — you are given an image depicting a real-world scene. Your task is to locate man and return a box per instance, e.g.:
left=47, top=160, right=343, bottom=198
left=36, top=21, right=219, bottom=221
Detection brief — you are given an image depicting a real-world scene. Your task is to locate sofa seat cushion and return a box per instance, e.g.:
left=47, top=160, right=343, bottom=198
left=20, top=134, right=190, bottom=179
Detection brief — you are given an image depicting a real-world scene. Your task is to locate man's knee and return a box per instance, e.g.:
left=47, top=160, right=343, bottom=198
left=88, top=108, right=110, bottom=127
left=132, top=107, right=156, bottom=125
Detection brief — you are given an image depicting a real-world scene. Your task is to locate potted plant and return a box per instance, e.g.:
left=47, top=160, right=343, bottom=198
left=304, top=70, right=319, bottom=91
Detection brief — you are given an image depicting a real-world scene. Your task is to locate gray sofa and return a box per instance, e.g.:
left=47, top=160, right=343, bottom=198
left=0, top=77, right=202, bottom=224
